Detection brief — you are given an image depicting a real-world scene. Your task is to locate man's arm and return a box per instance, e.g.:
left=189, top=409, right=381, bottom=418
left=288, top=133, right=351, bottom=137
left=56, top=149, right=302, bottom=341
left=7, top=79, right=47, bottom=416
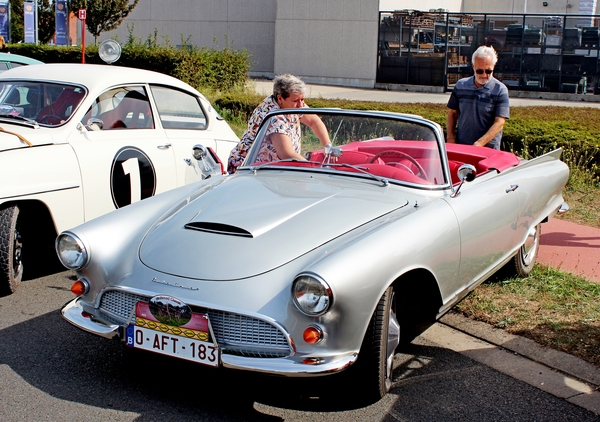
left=473, top=116, right=506, bottom=147
left=446, top=109, right=458, bottom=143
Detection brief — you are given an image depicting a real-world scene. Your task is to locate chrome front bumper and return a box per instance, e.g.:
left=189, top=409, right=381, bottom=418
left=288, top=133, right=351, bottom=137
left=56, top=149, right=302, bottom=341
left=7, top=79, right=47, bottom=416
left=61, top=297, right=358, bottom=376
left=62, top=297, right=121, bottom=340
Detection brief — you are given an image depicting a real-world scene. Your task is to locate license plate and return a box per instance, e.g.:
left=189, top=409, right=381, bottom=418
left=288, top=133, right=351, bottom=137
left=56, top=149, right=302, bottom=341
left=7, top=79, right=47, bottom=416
left=126, top=325, right=219, bottom=367
left=125, top=300, right=219, bottom=367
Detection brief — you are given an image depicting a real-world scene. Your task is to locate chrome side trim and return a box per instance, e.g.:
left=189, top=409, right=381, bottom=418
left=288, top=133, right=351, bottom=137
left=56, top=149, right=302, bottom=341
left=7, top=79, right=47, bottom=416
left=558, top=202, right=570, bottom=215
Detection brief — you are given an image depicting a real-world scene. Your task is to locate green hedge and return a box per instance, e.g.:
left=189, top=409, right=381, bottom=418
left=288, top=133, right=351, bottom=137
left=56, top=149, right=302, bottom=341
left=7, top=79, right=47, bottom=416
left=6, top=42, right=251, bottom=92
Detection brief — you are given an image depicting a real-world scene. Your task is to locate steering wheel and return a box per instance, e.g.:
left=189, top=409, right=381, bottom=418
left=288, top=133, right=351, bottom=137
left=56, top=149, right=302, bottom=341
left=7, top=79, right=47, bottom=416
left=369, top=150, right=427, bottom=179
left=38, top=114, right=62, bottom=125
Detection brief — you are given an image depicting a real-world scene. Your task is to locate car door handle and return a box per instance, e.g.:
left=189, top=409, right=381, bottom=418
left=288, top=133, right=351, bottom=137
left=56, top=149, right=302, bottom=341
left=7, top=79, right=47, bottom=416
left=505, top=184, right=519, bottom=193
left=157, top=143, right=172, bottom=149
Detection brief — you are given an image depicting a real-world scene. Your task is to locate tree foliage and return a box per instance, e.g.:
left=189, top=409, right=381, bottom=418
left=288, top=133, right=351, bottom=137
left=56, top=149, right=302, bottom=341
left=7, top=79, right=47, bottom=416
left=68, top=0, right=139, bottom=42
left=9, top=0, right=55, bottom=44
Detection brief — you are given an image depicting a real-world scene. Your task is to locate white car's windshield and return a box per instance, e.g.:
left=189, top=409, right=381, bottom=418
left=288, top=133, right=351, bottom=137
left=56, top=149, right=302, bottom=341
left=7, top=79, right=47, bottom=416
left=0, top=81, right=85, bottom=126
left=243, top=109, right=447, bottom=186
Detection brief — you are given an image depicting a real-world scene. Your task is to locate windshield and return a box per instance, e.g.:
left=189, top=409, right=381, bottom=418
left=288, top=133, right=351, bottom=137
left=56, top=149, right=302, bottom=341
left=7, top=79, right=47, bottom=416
left=242, top=109, right=448, bottom=186
left=0, top=81, right=86, bottom=126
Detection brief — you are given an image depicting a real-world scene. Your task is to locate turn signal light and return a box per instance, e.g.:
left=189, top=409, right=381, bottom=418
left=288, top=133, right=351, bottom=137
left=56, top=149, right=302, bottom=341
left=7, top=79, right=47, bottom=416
left=70, top=279, right=89, bottom=296
left=302, top=357, right=324, bottom=365
left=303, top=325, right=323, bottom=344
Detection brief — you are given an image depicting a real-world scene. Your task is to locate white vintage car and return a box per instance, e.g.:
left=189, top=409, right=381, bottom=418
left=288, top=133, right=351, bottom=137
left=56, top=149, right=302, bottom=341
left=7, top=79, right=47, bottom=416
left=0, top=63, right=238, bottom=295
left=58, top=108, right=569, bottom=403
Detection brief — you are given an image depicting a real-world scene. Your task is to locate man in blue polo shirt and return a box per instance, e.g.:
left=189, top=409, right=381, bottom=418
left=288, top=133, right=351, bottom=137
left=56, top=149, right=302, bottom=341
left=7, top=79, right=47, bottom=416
left=446, top=46, right=510, bottom=150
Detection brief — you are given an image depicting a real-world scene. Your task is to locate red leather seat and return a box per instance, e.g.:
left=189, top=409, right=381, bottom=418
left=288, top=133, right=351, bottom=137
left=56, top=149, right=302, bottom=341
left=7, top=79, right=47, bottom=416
left=37, top=89, right=85, bottom=124
left=99, top=92, right=154, bottom=129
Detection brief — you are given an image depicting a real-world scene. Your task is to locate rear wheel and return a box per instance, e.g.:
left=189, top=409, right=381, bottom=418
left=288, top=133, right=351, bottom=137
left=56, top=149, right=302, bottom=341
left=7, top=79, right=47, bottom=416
left=0, top=205, right=23, bottom=296
left=508, top=223, right=541, bottom=277
left=357, top=285, right=400, bottom=401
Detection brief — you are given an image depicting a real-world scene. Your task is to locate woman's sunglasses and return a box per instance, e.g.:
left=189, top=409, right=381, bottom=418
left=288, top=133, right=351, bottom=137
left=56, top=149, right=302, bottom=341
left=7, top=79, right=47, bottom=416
left=475, top=69, right=493, bottom=75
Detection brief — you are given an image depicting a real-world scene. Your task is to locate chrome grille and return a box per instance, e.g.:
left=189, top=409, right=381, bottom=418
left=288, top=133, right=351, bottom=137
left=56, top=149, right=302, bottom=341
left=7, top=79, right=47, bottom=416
left=98, top=290, right=292, bottom=358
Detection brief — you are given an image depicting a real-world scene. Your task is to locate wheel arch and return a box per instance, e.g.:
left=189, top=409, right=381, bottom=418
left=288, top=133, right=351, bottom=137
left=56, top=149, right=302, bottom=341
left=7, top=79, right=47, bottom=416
left=1, top=199, right=60, bottom=267
left=391, top=268, right=443, bottom=344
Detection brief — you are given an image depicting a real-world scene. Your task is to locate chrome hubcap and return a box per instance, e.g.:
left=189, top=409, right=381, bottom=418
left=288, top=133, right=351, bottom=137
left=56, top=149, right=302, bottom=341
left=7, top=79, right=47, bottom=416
left=386, top=300, right=400, bottom=382
left=521, top=226, right=539, bottom=266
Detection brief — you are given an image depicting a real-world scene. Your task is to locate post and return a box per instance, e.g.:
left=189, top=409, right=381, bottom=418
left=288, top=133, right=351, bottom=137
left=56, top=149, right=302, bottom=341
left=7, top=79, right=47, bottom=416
left=79, top=8, right=86, bottom=63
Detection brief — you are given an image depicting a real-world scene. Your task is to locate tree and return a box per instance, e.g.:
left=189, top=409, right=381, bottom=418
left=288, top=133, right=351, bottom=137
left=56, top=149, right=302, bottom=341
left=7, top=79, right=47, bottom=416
left=68, top=0, right=139, bottom=43
left=37, top=0, right=56, bottom=44
left=9, top=0, right=55, bottom=44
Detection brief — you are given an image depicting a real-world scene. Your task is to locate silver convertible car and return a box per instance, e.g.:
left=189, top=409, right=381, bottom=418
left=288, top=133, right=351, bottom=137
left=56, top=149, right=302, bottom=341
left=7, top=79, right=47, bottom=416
left=58, top=108, right=569, bottom=402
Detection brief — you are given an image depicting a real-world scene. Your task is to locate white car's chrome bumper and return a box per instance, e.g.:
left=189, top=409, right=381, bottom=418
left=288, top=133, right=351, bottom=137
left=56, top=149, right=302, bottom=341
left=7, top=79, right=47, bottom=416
left=61, top=297, right=358, bottom=376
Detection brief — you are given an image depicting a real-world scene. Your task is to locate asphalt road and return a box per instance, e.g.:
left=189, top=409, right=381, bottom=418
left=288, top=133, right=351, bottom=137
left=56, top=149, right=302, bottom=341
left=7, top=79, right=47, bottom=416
left=1, top=271, right=598, bottom=421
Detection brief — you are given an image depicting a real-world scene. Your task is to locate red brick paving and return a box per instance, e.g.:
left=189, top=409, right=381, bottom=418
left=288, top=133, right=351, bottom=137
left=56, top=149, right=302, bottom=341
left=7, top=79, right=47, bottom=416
left=538, top=218, right=600, bottom=282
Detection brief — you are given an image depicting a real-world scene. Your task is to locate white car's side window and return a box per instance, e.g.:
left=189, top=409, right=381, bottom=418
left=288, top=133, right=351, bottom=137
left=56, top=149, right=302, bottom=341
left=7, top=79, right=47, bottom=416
left=83, top=86, right=154, bottom=130
left=150, top=86, right=207, bottom=130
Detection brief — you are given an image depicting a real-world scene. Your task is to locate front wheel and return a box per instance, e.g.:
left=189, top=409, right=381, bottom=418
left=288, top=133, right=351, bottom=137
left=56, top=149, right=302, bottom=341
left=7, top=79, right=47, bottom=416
left=509, top=223, right=541, bottom=277
left=0, top=205, right=23, bottom=296
left=357, top=285, right=400, bottom=401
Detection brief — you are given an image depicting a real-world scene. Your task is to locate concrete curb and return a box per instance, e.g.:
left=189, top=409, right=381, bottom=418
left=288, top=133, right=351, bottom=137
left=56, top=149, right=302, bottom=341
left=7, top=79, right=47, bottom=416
left=440, top=312, right=600, bottom=387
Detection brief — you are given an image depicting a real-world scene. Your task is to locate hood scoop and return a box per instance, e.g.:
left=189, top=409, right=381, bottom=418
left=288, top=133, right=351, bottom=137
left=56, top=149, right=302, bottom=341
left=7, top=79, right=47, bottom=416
left=140, top=174, right=410, bottom=280
left=184, top=222, right=252, bottom=238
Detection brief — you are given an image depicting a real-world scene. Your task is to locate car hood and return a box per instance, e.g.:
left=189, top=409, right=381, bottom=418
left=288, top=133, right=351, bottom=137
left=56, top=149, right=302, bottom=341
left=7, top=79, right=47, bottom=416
left=0, top=125, right=54, bottom=151
left=140, top=173, right=409, bottom=280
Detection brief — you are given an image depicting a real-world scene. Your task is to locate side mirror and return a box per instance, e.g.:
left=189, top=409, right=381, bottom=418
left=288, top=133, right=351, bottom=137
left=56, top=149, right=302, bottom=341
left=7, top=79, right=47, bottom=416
left=85, top=118, right=104, bottom=131
left=451, top=164, right=476, bottom=198
left=192, top=144, right=208, bottom=161
left=457, top=164, right=476, bottom=182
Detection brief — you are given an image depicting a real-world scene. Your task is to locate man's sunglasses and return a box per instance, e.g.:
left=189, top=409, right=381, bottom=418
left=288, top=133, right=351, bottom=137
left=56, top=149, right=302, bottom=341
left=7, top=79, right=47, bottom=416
left=475, top=69, right=493, bottom=75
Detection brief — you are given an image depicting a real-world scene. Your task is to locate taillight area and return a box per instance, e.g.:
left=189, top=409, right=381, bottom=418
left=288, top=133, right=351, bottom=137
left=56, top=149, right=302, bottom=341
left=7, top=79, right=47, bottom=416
left=70, top=279, right=89, bottom=296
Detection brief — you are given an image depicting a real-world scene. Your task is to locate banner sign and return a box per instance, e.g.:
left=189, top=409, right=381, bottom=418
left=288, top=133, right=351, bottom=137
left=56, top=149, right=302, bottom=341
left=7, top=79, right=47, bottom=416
left=55, top=0, right=68, bottom=45
left=0, top=2, right=9, bottom=42
left=24, top=1, right=35, bottom=44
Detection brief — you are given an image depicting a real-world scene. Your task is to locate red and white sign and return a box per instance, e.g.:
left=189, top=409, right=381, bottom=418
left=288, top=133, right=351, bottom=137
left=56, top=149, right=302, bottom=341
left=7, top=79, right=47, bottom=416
left=78, top=9, right=86, bottom=20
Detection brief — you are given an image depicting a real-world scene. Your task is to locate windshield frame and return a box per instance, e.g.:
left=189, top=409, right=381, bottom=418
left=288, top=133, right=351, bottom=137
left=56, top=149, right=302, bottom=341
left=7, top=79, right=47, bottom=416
left=239, top=108, right=452, bottom=190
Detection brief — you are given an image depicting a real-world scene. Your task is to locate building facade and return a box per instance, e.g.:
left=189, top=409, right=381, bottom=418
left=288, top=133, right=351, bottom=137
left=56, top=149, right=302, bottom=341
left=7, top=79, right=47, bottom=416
left=100, top=0, right=599, bottom=89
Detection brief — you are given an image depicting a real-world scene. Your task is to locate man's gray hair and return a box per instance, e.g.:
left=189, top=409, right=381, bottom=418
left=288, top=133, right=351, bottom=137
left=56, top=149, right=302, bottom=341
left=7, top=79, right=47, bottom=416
left=273, top=74, right=306, bottom=99
left=472, top=46, right=498, bottom=66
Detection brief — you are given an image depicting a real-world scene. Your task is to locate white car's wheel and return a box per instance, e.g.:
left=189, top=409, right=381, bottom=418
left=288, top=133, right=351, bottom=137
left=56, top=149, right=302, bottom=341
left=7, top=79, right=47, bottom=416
left=511, top=223, right=541, bottom=277
left=0, top=205, right=23, bottom=296
left=359, top=285, right=400, bottom=400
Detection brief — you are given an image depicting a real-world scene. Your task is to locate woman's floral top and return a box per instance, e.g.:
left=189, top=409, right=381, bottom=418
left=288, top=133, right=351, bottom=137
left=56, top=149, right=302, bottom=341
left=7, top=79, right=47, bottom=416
left=227, top=95, right=280, bottom=173
left=254, top=113, right=302, bottom=163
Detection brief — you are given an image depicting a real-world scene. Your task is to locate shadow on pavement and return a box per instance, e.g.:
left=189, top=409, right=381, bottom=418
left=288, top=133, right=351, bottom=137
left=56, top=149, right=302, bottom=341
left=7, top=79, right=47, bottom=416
left=1, top=306, right=598, bottom=421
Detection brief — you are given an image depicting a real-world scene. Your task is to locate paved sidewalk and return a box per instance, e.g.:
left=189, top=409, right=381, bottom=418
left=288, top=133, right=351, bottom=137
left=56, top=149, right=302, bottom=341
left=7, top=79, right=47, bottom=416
left=539, top=218, right=600, bottom=282
left=253, top=80, right=600, bottom=108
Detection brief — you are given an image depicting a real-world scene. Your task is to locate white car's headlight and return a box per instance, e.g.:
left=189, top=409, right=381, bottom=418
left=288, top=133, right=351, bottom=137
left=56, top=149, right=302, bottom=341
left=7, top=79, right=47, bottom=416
left=56, top=232, right=88, bottom=270
left=292, top=274, right=332, bottom=316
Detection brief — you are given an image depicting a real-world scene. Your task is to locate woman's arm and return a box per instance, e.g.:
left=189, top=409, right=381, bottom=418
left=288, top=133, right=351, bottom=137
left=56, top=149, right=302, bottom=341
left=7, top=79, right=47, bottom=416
left=301, top=114, right=331, bottom=146
left=269, top=133, right=306, bottom=160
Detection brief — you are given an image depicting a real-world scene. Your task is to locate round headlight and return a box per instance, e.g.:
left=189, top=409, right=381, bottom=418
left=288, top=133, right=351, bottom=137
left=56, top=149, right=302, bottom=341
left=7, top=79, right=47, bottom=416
left=56, top=232, right=88, bottom=270
left=292, top=274, right=332, bottom=316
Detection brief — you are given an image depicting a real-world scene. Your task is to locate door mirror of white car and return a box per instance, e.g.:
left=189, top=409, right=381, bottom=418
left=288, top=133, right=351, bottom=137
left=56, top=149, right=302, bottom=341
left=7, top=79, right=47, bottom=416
left=85, top=117, right=104, bottom=131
